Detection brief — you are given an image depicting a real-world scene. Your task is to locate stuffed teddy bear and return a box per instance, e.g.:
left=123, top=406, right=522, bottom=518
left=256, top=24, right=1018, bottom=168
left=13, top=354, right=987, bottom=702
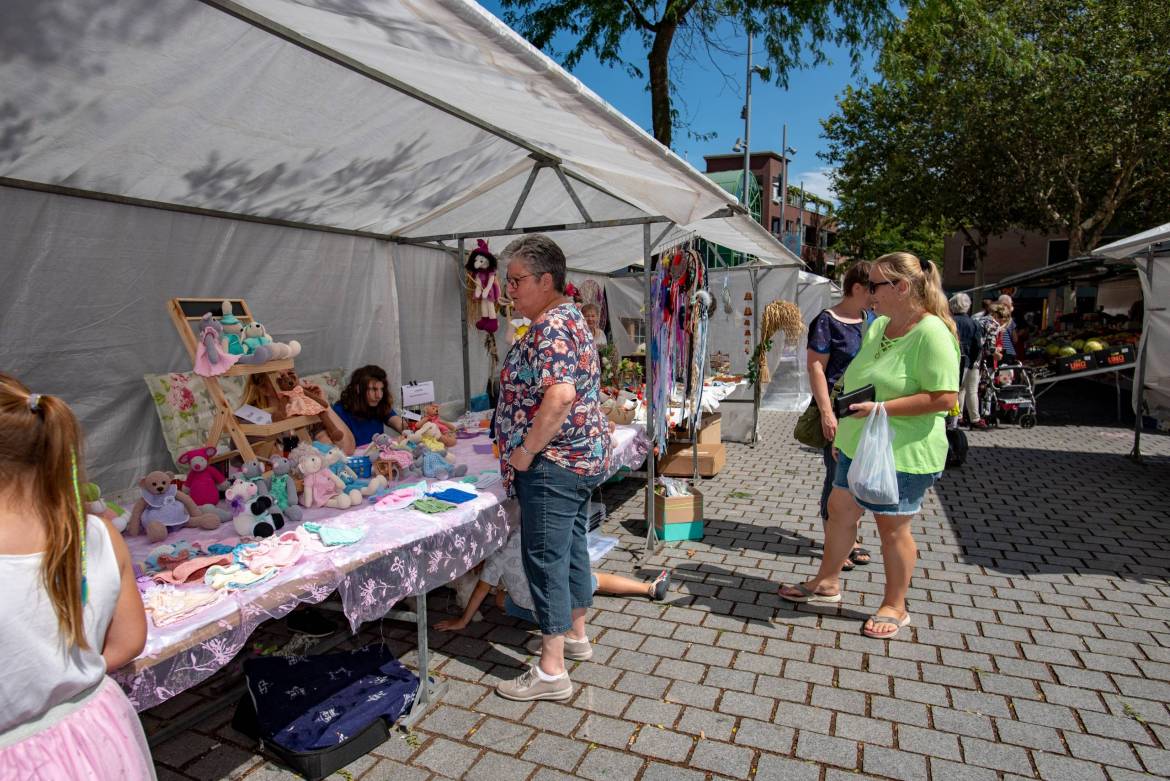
left=219, top=301, right=273, bottom=364
left=313, top=442, right=387, bottom=496
left=81, top=483, right=131, bottom=533
left=297, top=451, right=361, bottom=509
left=410, top=447, right=469, bottom=480
left=266, top=455, right=304, bottom=523
left=127, top=471, right=224, bottom=542
left=242, top=321, right=302, bottom=361
left=411, top=403, right=457, bottom=447
left=465, top=239, right=501, bottom=333
left=177, top=445, right=227, bottom=506
left=193, top=312, right=242, bottom=377
left=224, top=477, right=285, bottom=538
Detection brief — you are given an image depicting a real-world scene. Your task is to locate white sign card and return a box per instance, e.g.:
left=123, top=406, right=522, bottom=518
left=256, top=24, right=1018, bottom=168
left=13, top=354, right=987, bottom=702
left=234, top=404, right=272, bottom=425
left=400, top=380, right=435, bottom=407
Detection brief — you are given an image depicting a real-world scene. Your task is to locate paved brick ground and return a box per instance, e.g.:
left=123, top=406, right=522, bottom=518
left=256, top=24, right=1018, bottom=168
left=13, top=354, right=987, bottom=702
left=147, top=407, right=1170, bottom=781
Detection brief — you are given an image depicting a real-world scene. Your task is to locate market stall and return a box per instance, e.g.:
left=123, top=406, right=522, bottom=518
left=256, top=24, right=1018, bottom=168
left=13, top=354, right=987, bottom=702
left=1094, top=223, right=1170, bottom=459
left=0, top=0, right=809, bottom=750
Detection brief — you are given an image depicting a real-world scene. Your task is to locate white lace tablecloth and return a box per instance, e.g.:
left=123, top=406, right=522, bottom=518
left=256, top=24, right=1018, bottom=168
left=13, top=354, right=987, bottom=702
left=115, top=433, right=513, bottom=711
left=115, top=425, right=647, bottom=711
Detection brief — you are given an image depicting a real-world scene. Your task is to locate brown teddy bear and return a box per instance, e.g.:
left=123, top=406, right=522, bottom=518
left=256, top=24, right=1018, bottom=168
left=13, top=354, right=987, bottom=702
left=127, top=470, right=224, bottom=542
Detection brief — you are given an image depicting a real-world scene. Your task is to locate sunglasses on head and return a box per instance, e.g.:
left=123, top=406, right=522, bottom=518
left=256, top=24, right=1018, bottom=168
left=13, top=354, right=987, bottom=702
left=868, top=280, right=894, bottom=294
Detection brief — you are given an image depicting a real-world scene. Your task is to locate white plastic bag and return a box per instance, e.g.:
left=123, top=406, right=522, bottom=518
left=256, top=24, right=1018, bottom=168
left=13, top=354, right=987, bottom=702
left=847, top=402, right=899, bottom=506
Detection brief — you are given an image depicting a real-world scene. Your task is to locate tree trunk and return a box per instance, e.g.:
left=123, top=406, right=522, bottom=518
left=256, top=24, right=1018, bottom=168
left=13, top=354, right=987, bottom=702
left=648, top=21, right=678, bottom=147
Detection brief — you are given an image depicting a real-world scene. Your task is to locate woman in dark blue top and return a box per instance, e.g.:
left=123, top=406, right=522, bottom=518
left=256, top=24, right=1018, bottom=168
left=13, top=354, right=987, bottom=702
left=807, top=262, right=872, bottom=568
left=332, top=365, right=405, bottom=453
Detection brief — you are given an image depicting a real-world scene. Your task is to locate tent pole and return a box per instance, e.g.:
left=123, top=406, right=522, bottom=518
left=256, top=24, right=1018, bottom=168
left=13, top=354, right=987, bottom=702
left=458, top=238, right=471, bottom=410
left=1130, top=250, right=1154, bottom=462
left=506, top=163, right=543, bottom=229
left=750, top=268, right=762, bottom=444
left=643, top=222, right=659, bottom=554
left=395, top=208, right=737, bottom=245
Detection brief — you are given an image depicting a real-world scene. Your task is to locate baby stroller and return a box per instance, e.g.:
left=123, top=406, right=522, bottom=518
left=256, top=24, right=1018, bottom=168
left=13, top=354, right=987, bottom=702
left=979, top=361, right=1038, bottom=428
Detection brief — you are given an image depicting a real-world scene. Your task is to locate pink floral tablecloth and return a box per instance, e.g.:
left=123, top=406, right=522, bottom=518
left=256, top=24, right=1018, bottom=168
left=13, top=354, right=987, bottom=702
left=115, top=425, right=647, bottom=711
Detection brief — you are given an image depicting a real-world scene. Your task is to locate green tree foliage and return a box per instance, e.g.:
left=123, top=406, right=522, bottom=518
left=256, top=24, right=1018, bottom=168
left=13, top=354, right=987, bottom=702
left=824, top=0, right=1170, bottom=287
left=499, top=0, right=895, bottom=149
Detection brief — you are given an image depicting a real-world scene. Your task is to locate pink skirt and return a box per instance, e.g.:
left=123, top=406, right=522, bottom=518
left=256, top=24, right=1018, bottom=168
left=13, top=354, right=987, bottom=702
left=0, top=676, right=156, bottom=780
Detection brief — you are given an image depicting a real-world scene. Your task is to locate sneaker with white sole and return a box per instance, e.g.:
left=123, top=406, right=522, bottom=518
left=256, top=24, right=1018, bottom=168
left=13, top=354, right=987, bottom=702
left=495, top=665, right=573, bottom=701
left=525, top=634, right=592, bottom=661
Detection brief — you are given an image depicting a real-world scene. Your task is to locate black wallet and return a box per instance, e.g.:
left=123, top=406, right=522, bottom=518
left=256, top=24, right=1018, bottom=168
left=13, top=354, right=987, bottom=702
left=834, top=384, right=875, bottom=418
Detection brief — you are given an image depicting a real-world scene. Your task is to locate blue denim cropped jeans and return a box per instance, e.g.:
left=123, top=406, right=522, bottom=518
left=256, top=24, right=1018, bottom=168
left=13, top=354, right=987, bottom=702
left=513, top=456, right=602, bottom=636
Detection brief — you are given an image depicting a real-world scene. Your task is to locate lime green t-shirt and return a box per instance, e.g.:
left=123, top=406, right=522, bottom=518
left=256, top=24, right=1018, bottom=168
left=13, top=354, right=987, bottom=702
left=834, top=314, right=960, bottom=474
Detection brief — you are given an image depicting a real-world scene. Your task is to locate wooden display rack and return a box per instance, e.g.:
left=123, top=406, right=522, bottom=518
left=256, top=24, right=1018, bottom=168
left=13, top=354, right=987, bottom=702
left=168, top=298, right=317, bottom=463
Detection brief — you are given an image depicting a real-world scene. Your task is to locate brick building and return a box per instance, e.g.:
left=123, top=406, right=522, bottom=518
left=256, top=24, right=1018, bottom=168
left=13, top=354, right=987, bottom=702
left=941, top=229, right=1073, bottom=291
left=704, top=151, right=839, bottom=275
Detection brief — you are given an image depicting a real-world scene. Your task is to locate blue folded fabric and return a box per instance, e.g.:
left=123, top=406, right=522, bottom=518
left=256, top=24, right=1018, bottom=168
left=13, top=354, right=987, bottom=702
left=243, top=645, right=418, bottom=752
left=425, top=487, right=478, bottom=504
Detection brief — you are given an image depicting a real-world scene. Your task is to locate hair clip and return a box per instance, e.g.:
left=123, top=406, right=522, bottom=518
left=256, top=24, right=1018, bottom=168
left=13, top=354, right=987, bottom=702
left=27, top=393, right=42, bottom=412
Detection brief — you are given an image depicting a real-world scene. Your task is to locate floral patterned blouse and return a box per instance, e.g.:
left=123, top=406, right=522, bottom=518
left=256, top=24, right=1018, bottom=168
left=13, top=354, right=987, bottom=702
left=496, top=302, right=611, bottom=490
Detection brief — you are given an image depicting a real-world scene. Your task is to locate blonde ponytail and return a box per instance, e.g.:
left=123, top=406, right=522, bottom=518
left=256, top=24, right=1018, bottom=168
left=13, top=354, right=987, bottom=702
left=873, top=252, right=958, bottom=340
left=0, top=374, right=89, bottom=650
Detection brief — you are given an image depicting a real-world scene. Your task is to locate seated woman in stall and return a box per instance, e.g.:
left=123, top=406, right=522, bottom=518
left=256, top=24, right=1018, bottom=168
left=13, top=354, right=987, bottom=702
left=433, top=529, right=670, bottom=641
left=331, top=365, right=406, bottom=454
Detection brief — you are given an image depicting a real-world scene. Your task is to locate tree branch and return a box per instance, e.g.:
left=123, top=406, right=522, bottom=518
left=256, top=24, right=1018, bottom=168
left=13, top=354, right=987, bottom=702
left=622, top=0, right=659, bottom=32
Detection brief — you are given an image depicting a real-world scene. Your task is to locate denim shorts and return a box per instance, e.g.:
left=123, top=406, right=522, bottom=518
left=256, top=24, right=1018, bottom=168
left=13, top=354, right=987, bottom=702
left=505, top=573, right=599, bottom=625
left=512, top=456, right=603, bottom=635
left=832, top=452, right=940, bottom=516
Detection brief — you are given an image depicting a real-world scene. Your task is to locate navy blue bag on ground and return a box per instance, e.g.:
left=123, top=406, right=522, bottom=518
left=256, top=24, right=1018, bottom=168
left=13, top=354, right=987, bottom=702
left=233, top=644, right=418, bottom=780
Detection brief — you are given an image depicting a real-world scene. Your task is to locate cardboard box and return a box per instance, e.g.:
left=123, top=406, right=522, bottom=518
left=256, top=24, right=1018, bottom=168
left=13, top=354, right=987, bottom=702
left=1054, top=352, right=1097, bottom=375
left=657, top=442, right=727, bottom=477
left=653, top=488, right=703, bottom=541
left=1092, top=344, right=1135, bottom=367
left=669, top=413, right=722, bottom=445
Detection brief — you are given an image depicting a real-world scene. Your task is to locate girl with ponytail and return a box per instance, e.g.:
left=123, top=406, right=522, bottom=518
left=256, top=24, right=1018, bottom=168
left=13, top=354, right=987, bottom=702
left=0, top=374, right=154, bottom=779
left=780, top=253, right=960, bottom=642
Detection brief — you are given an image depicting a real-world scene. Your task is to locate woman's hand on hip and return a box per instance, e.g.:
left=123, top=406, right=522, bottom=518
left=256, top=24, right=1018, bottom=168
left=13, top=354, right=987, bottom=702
left=508, top=448, right=535, bottom=473
left=819, top=410, right=838, bottom=440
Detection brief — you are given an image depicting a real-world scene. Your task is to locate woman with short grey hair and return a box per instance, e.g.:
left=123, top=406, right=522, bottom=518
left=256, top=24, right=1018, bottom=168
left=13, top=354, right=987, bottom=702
left=492, top=234, right=611, bottom=701
left=949, top=293, right=985, bottom=429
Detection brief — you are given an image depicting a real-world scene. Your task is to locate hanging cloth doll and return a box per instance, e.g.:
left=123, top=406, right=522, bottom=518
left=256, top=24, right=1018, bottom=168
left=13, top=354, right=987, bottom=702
left=466, top=239, right=501, bottom=333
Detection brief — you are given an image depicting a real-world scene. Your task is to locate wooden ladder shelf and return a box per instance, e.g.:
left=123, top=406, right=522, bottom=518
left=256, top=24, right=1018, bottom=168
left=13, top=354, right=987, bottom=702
left=168, top=298, right=313, bottom=463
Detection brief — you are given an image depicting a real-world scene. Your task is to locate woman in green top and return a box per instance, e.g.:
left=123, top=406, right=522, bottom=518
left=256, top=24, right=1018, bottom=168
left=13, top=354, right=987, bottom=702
left=781, top=252, right=960, bottom=639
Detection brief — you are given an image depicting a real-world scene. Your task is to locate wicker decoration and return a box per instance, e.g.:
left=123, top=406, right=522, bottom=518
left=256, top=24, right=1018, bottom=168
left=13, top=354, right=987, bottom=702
left=748, top=300, right=803, bottom=386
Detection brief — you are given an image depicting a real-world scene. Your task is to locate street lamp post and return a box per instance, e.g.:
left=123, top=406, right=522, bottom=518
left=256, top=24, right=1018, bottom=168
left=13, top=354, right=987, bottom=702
left=778, top=124, right=797, bottom=254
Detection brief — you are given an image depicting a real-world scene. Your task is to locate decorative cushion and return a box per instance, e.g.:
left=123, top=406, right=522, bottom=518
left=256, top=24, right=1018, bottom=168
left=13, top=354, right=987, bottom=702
left=145, top=368, right=346, bottom=468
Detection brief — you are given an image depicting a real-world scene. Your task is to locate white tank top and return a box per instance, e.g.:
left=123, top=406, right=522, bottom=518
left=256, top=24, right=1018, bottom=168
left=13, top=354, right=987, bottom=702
left=0, top=515, right=122, bottom=735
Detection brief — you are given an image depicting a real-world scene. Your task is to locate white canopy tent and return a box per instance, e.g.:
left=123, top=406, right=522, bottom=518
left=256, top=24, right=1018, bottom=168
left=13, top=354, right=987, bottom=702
left=0, top=0, right=810, bottom=508
left=1094, top=223, right=1170, bottom=459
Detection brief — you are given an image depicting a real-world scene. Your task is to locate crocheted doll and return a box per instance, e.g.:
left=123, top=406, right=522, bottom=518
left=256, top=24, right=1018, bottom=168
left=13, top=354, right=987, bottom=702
left=297, top=452, right=361, bottom=509
left=219, top=301, right=272, bottom=364
left=367, top=433, right=415, bottom=482
left=313, top=442, right=388, bottom=497
left=465, top=239, right=501, bottom=333
left=176, top=445, right=227, bottom=506
left=193, top=312, right=242, bottom=376
left=410, top=403, right=457, bottom=447
left=410, top=447, right=469, bottom=480
left=127, top=471, right=224, bottom=543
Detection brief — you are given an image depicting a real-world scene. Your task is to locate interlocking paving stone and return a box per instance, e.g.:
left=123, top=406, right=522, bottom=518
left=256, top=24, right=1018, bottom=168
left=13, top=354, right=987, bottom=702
left=574, top=745, right=644, bottom=781
left=689, top=739, right=755, bottom=779
left=863, top=745, right=929, bottom=781
left=465, top=751, right=536, bottom=781
left=520, top=733, right=588, bottom=772
left=629, top=725, right=694, bottom=762
left=794, top=730, right=859, bottom=769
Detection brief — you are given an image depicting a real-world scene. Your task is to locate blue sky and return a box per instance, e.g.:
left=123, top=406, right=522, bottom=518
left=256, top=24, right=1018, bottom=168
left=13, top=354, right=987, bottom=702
left=478, top=2, right=880, bottom=202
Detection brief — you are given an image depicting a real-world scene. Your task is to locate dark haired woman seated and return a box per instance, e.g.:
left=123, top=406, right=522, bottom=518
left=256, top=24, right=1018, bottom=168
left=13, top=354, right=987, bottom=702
left=332, top=365, right=406, bottom=454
